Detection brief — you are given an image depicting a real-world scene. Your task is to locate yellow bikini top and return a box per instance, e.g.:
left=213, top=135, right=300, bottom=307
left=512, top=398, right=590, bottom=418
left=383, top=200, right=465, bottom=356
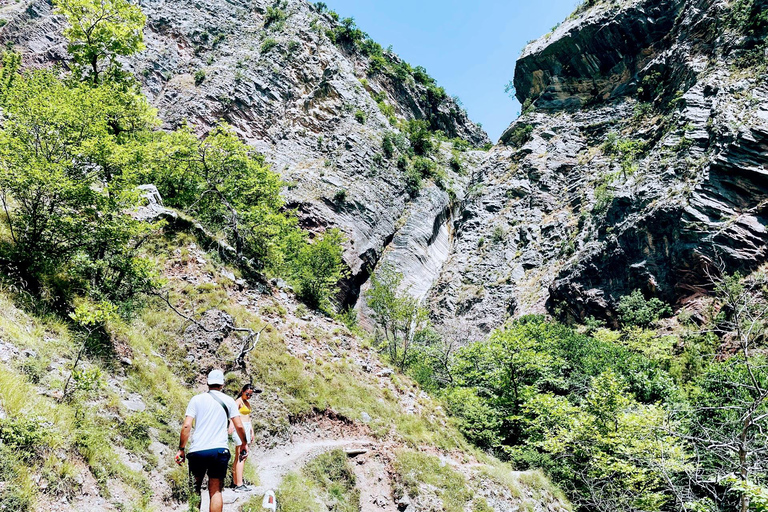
left=239, top=402, right=251, bottom=415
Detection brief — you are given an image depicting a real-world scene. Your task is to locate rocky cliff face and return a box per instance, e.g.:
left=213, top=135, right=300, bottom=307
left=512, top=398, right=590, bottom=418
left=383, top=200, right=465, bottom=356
left=430, top=0, right=768, bottom=328
left=0, top=0, right=488, bottom=308
left=4, top=0, right=767, bottom=332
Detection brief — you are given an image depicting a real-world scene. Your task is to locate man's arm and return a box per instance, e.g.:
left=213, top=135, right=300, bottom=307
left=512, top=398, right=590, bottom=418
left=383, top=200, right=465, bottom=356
left=176, top=416, right=194, bottom=465
left=231, top=416, right=248, bottom=458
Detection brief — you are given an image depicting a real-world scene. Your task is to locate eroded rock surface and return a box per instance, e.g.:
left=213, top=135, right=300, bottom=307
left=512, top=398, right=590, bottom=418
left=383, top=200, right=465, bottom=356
left=431, top=0, right=768, bottom=329
left=1, top=0, right=487, bottom=307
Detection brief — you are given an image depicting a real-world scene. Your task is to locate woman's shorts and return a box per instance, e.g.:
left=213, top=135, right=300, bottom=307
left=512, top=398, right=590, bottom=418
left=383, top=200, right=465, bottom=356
left=187, top=448, right=230, bottom=481
left=232, top=421, right=252, bottom=447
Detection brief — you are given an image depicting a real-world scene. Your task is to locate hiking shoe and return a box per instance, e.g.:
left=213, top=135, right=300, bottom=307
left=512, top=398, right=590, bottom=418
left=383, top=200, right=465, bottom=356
left=234, top=485, right=249, bottom=492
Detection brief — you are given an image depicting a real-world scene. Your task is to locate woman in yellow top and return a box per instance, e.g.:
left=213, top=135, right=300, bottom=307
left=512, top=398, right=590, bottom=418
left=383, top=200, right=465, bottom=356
left=230, top=384, right=259, bottom=491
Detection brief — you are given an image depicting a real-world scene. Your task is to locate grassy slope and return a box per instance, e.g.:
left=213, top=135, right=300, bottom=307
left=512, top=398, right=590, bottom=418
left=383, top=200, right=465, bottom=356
left=0, top=229, right=569, bottom=512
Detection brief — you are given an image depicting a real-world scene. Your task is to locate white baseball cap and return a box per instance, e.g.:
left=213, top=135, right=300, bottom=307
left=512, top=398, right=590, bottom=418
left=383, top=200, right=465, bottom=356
left=207, top=369, right=225, bottom=386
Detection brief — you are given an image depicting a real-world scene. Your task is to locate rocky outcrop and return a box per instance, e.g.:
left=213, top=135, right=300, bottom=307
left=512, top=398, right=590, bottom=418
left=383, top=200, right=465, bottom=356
left=431, top=0, right=768, bottom=329
left=514, top=0, right=682, bottom=111
left=4, top=0, right=768, bottom=331
left=0, top=0, right=488, bottom=308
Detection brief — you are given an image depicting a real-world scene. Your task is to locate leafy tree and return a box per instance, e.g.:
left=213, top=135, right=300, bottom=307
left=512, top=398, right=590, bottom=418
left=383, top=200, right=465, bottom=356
left=54, top=0, right=146, bottom=83
left=366, top=264, right=429, bottom=371
left=617, top=290, right=672, bottom=328
left=528, top=372, right=687, bottom=512
left=451, top=317, right=565, bottom=444
left=0, top=69, right=158, bottom=307
left=0, top=51, right=20, bottom=101
left=676, top=272, right=768, bottom=512
left=291, top=229, right=347, bottom=310
left=402, top=119, right=434, bottom=156
left=148, top=124, right=294, bottom=266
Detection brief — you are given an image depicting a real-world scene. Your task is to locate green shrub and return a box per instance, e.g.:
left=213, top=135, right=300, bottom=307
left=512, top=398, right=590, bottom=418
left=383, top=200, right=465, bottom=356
left=405, top=167, right=422, bottom=197
left=411, top=155, right=436, bottom=180
left=617, top=290, right=672, bottom=328
left=261, top=37, right=278, bottom=53
left=333, top=188, right=347, bottom=204
left=449, top=152, right=463, bottom=173
left=121, top=412, right=154, bottom=452
left=444, top=387, right=502, bottom=448
left=0, top=416, right=50, bottom=454
left=593, top=182, right=613, bottom=213
left=491, top=226, right=505, bottom=244
left=354, top=109, right=366, bottom=124
left=304, top=450, right=359, bottom=512
left=273, top=472, right=321, bottom=512
left=403, top=119, right=434, bottom=156
left=290, top=229, right=347, bottom=310
left=264, top=6, right=287, bottom=28
left=166, top=464, right=191, bottom=502
left=502, top=123, right=533, bottom=146
left=194, top=69, right=205, bottom=85
left=331, top=17, right=365, bottom=47
left=382, top=133, right=395, bottom=158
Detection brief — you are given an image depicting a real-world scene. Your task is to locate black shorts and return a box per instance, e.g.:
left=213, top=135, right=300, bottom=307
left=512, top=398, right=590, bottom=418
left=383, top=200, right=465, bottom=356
left=187, top=448, right=231, bottom=481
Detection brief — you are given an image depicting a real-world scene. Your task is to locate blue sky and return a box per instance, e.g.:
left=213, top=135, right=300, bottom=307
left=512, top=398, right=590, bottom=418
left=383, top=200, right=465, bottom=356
left=322, top=0, right=577, bottom=141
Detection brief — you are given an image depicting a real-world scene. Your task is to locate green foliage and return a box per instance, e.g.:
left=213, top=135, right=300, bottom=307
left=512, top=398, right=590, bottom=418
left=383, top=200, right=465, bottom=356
left=120, top=412, right=154, bottom=452
left=330, top=17, right=366, bottom=47
left=444, top=387, right=502, bottom=448
left=269, top=450, right=359, bottom=512
left=404, top=166, right=422, bottom=197
left=354, top=109, right=366, bottom=123
left=333, top=188, right=347, bottom=204
left=382, top=132, right=395, bottom=158
left=402, top=119, right=434, bottom=156
left=261, top=37, right=278, bottom=53
left=491, top=226, right=505, bottom=244
left=440, top=316, right=685, bottom=509
left=304, top=450, right=359, bottom=512
left=449, top=150, right=464, bottom=174
left=264, top=5, right=288, bottom=29
left=617, top=290, right=672, bottom=328
left=602, top=134, right=645, bottom=177
left=503, top=123, right=533, bottom=146
left=194, top=69, right=205, bottom=85
left=728, top=0, right=768, bottom=37
left=593, top=181, right=614, bottom=213
left=0, top=416, right=50, bottom=454
left=0, top=51, right=21, bottom=101
left=147, top=123, right=301, bottom=274
left=54, top=0, right=146, bottom=83
left=529, top=372, right=686, bottom=512
left=290, top=229, right=347, bottom=311
left=395, top=450, right=472, bottom=512
left=366, top=264, right=429, bottom=371
left=0, top=68, right=160, bottom=309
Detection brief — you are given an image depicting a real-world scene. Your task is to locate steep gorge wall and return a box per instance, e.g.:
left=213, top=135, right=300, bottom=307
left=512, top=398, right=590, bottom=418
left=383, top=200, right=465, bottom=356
left=4, top=0, right=768, bottom=333
left=0, top=0, right=488, bottom=308
left=430, top=0, right=768, bottom=329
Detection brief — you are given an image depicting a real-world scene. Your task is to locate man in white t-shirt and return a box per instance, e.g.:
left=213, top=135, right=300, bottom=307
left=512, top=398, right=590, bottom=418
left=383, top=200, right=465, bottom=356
left=176, top=370, right=249, bottom=512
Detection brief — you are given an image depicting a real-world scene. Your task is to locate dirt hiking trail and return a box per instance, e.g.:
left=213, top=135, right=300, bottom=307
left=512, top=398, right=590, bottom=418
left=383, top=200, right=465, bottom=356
left=198, top=430, right=378, bottom=511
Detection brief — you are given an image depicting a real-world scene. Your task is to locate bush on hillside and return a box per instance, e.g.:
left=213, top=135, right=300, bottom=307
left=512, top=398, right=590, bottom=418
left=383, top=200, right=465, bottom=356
left=617, top=290, right=672, bottom=328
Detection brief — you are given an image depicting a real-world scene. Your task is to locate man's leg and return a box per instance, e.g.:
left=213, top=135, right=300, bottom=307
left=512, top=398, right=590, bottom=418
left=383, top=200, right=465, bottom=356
left=192, top=475, right=204, bottom=512
left=187, top=451, right=206, bottom=511
left=208, top=477, right=224, bottom=512
left=207, top=448, right=231, bottom=512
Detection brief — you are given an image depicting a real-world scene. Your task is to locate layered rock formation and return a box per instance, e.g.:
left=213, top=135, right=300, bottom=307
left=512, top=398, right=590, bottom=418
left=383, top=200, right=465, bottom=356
left=3, top=0, right=767, bottom=331
left=431, top=0, right=768, bottom=328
